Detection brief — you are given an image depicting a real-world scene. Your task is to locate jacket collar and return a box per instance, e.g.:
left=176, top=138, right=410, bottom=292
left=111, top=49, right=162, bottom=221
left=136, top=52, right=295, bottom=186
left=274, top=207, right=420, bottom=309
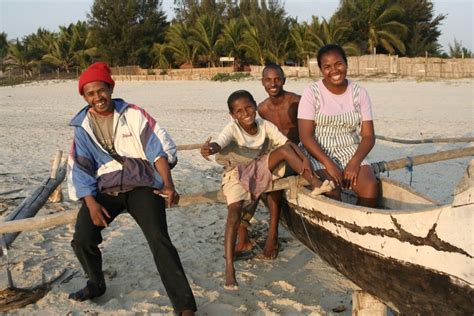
left=69, top=98, right=128, bottom=127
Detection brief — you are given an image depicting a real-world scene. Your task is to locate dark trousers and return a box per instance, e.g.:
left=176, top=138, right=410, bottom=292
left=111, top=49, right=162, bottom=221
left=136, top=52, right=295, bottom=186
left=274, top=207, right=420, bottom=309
left=71, top=187, right=196, bottom=312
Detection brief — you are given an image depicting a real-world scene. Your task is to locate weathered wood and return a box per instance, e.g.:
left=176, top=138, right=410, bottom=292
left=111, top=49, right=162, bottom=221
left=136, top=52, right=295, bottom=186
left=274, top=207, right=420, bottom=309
left=176, top=143, right=202, bottom=151
left=352, top=290, right=389, bottom=316
left=1, top=161, right=67, bottom=249
left=376, top=135, right=474, bottom=144
left=177, top=138, right=474, bottom=152
left=372, top=146, right=474, bottom=174
left=48, top=152, right=63, bottom=203
left=0, top=148, right=472, bottom=235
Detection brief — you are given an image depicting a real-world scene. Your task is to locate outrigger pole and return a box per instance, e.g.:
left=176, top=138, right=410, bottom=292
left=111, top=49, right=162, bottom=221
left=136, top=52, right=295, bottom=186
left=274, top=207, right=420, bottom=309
left=0, top=147, right=472, bottom=236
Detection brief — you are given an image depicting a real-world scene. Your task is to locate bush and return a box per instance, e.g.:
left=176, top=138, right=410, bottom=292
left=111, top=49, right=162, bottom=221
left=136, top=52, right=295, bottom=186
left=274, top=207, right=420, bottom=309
left=211, top=72, right=251, bottom=81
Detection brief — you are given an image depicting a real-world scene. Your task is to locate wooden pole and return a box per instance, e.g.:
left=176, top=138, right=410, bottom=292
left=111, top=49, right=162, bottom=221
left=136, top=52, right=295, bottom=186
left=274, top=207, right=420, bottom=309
left=382, top=147, right=474, bottom=172
left=48, top=153, right=65, bottom=203
left=375, top=135, right=474, bottom=144
left=0, top=147, right=472, bottom=235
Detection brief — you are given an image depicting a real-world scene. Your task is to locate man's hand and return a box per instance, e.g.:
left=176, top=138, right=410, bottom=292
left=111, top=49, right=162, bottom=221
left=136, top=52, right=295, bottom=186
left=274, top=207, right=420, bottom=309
left=85, top=196, right=110, bottom=227
left=154, top=185, right=180, bottom=208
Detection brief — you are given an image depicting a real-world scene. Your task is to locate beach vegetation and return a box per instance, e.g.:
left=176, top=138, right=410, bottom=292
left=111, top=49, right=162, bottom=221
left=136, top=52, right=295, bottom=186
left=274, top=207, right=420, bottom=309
left=449, top=39, right=472, bottom=58
left=211, top=72, right=251, bottom=81
left=0, top=0, right=460, bottom=82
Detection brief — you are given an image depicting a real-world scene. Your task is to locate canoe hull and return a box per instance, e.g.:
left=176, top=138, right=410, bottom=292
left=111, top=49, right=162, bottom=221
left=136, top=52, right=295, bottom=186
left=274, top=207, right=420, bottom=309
left=281, top=179, right=474, bottom=315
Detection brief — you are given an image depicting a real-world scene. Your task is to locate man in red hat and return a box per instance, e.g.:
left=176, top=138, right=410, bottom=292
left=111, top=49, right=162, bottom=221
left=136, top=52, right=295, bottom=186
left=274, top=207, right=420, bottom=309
left=67, top=62, right=196, bottom=315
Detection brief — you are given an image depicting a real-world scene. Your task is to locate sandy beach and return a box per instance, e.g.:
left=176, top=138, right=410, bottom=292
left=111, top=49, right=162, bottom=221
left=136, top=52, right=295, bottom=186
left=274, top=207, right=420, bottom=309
left=0, top=77, right=472, bottom=315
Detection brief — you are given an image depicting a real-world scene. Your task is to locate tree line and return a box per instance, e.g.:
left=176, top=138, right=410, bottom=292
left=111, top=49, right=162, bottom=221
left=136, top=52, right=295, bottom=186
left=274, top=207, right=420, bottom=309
left=1, top=0, right=472, bottom=78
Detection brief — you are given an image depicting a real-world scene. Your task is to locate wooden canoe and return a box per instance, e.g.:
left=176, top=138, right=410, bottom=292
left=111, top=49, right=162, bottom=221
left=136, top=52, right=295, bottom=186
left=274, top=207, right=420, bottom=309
left=280, top=161, right=474, bottom=315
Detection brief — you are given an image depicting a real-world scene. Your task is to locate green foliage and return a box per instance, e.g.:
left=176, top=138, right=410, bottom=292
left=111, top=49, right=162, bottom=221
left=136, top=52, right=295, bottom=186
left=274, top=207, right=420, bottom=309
left=165, top=23, right=198, bottom=66
left=191, top=14, right=222, bottom=66
left=0, top=0, right=455, bottom=74
left=449, top=39, right=472, bottom=58
left=335, top=0, right=408, bottom=55
left=211, top=72, right=250, bottom=81
left=4, top=40, right=40, bottom=78
left=398, top=0, right=445, bottom=56
left=88, top=0, right=168, bottom=67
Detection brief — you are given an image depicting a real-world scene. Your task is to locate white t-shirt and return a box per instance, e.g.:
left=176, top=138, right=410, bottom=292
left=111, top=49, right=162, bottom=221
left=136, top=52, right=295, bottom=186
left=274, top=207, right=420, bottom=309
left=297, top=80, right=373, bottom=121
left=215, top=117, right=288, bottom=150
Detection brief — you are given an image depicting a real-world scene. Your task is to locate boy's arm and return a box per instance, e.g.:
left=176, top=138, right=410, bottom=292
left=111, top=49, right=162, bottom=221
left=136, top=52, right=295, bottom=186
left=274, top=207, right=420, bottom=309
left=200, top=136, right=222, bottom=160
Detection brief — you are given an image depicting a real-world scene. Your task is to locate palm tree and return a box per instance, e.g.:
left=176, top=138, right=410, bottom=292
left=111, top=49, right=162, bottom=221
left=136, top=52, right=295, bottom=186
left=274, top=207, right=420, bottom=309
left=289, top=21, right=317, bottom=65
left=335, top=0, right=408, bottom=55
left=69, top=21, right=98, bottom=70
left=151, top=42, right=172, bottom=69
left=219, top=18, right=246, bottom=64
left=41, top=26, right=76, bottom=73
left=4, top=40, right=39, bottom=78
left=0, top=32, right=8, bottom=71
left=240, top=16, right=266, bottom=65
left=316, top=17, right=361, bottom=55
left=190, top=14, right=222, bottom=67
left=165, top=23, right=198, bottom=66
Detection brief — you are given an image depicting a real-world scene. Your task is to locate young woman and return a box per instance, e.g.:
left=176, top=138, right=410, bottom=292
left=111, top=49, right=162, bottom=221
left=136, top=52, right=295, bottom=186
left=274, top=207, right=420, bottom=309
left=298, top=44, right=378, bottom=207
left=201, top=90, right=333, bottom=290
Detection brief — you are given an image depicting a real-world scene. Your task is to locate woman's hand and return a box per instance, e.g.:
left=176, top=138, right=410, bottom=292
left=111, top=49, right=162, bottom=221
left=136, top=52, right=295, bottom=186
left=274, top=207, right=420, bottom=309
left=325, top=161, right=343, bottom=187
left=343, top=161, right=360, bottom=189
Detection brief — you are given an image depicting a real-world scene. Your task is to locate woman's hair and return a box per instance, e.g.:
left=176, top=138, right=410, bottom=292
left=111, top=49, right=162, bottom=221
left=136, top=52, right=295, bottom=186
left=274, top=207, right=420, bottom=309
left=227, top=90, right=257, bottom=112
left=317, top=44, right=348, bottom=68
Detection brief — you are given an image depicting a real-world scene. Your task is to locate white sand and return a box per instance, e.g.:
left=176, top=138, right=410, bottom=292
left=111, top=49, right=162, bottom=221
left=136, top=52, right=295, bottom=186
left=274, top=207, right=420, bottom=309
left=0, top=78, right=472, bottom=315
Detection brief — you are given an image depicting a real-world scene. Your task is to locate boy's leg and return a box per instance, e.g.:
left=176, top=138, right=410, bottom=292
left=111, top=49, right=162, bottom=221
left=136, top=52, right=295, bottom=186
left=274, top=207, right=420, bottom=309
left=236, top=199, right=259, bottom=254
left=225, top=201, right=242, bottom=288
left=70, top=192, right=124, bottom=301
left=262, top=191, right=281, bottom=259
left=268, top=144, right=320, bottom=187
left=126, top=187, right=197, bottom=313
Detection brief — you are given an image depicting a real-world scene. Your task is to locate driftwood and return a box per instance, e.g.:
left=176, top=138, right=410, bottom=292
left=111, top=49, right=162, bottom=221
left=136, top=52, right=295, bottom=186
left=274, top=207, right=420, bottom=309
left=47, top=152, right=64, bottom=203
left=0, top=146, right=472, bottom=235
left=1, top=152, right=66, bottom=252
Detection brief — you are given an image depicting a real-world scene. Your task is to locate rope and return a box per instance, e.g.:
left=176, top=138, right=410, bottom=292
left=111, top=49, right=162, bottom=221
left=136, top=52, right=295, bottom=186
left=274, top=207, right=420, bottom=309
left=299, top=211, right=318, bottom=253
left=406, top=156, right=414, bottom=186
left=295, top=193, right=318, bottom=253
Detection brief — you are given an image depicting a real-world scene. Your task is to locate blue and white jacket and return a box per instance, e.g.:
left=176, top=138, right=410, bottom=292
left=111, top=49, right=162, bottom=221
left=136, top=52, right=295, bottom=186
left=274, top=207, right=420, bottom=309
left=67, top=99, right=177, bottom=201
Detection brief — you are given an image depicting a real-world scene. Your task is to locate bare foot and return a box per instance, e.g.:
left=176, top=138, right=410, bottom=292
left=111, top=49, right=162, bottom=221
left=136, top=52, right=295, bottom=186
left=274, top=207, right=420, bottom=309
left=260, top=238, right=279, bottom=260
left=235, top=240, right=253, bottom=254
left=225, top=265, right=238, bottom=290
left=261, top=247, right=279, bottom=260
left=310, top=180, right=336, bottom=197
left=236, top=226, right=253, bottom=254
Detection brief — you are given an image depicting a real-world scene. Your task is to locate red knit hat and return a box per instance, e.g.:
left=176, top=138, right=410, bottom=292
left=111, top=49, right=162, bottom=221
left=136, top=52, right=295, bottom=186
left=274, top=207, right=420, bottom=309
left=78, top=62, right=115, bottom=95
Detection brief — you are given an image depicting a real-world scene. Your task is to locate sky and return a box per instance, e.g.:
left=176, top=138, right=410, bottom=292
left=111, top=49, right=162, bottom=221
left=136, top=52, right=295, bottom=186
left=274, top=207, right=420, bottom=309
left=0, top=0, right=472, bottom=53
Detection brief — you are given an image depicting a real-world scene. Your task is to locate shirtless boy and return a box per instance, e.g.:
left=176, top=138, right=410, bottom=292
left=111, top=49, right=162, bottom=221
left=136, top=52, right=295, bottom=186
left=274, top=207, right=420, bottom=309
left=236, top=63, right=301, bottom=259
